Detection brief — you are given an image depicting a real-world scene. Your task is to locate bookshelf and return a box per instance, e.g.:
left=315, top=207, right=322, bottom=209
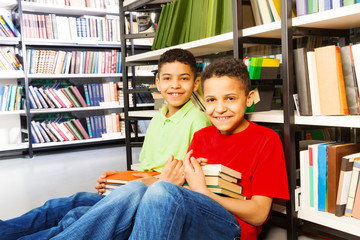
left=121, top=0, right=360, bottom=239
left=0, top=1, right=155, bottom=157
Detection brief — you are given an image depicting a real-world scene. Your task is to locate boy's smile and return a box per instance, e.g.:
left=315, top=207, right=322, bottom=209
left=156, top=61, right=199, bottom=117
left=203, top=76, right=254, bottom=135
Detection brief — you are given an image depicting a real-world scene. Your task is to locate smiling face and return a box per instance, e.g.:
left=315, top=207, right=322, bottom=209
left=203, top=76, right=254, bottom=135
left=156, top=61, right=199, bottom=117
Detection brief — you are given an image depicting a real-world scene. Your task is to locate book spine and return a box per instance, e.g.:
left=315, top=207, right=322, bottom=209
left=35, top=121, right=51, bottom=143
left=86, top=116, right=93, bottom=138
left=47, top=122, right=64, bottom=141
left=40, top=122, right=58, bottom=142
left=31, top=120, right=45, bottom=143
left=74, top=118, right=90, bottom=139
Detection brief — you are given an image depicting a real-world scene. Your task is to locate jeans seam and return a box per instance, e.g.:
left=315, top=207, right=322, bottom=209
left=166, top=203, right=181, bottom=240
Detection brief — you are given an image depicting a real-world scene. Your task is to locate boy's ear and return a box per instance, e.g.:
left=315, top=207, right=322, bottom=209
left=155, top=77, right=161, bottom=92
left=193, top=77, right=200, bottom=92
left=246, top=90, right=256, bottom=107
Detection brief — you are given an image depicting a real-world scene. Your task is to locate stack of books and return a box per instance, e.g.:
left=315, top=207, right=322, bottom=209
left=185, top=164, right=245, bottom=199
left=103, top=171, right=160, bottom=195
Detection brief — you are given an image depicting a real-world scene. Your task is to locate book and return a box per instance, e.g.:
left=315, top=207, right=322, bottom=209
left=340, top=45, right=360, bottom=115
left=306, top=51, right=321, bottom=115
left=300, top=150, right=310, bottom=210
left=308, top=0, right=319, bottom=14
left=203, top=176, right=242, bottom=194
left=315, top=45, right=349, bottom=115
left=351, top=175, right=360, bottom=219
left=183, top=185, right=246, bottom=199
left=294, top=48, right=312, bottom=116
left=257, top=0, right=273, bottom=24
left=202, top=164, right=242, bottom=180
left=327, top=143, right=360, bottom=214
left=345, top=159, right=360, bottom=217
left=105, top=171, right=160, bottom=184
left=335, top=153, right=360, bottom=216
left=317, top=142, right=335, bottom=212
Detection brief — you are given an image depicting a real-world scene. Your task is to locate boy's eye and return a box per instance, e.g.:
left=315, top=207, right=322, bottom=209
left=162, top=77, right=170, bottom=81
left=205, top=98, right=215, bottom=103
left=181, top=77, right=189, bottom=81
left=227, top=97, right=234, bottom=101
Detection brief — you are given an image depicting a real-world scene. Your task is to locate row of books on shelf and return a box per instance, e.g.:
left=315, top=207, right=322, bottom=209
left=296, top=0, right=360, bottom=17
left=31, top=113, right=124, bottom=144
left=104, top=164, right=245, bottom=199
left=28, top=81, right=123, bottom=109
left=152, top=0, right=233, bottom=50
left=22, top=13, right=120, bottom=42
left=26, top=49, right=121, bottom=74
left=294, top=44, right=360, bottom=116
left=0, top=14, right=21, bottom=38
left=0, top=47, right=23, bottom=71
left=0, top=85, right=23, bottom=111
left=22, top=0, right=119, bottom=9
left=299, top=141, right=360, bottom=220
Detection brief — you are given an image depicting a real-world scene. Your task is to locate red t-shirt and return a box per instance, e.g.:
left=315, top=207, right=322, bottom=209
left=188, top=121, right=289, bottom=240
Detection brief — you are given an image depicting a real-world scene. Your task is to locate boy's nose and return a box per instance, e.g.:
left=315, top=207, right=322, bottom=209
left=170, top=80, right=181, bottom=88
left=215, top=102, right=227, bottom=113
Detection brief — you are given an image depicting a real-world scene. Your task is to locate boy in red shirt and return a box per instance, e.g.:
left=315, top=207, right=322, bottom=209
left=129, top=57, right=290, bottom=239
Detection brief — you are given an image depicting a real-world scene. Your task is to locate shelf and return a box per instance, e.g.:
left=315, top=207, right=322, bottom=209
left=31, top=135, right=125, bottom=149
left=0, top=110, right=26, bottom=115
left=0, top=71, right=25, bottom=79
left=292, top=3, right=360, bottom=30
left=126, top=5, right=360, bottom=63
left=28, top=105, right=124, bottom=114
left=246, top=110, right=284, bottom=124
left=27, top=73, right=123, bottom=79
left=0, top=37, right=20, bottom=45
left=128, top=109, right=159, bottom=118
left=0, top=0, right=17, bottom=9
left=295, top=114, right=360, bottom=128
left=24, top=39, right=120, bottom=48
left=21, top=2, right=119, bottom=16
left=297, top=209, right=360, bottom=237
left=0, top=143, right=28, bottom=151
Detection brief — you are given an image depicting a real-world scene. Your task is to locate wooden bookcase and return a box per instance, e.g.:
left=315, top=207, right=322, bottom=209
left=120, top=0, right=360, bottom=239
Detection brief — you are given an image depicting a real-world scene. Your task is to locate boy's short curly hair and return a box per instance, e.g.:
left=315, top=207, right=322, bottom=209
left=158, top=49, right=197, bottom=80
left=201, top=58, right=251, bottom=95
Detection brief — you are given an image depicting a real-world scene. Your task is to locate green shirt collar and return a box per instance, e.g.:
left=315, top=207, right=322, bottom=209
left=160, top=100, right=195, bottom=124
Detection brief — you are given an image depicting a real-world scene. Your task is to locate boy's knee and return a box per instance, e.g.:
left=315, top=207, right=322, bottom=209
left=144, top=181, right=180, bottom=203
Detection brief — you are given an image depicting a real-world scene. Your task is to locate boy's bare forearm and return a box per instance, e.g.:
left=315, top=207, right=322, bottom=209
left=205, top=191, right=272, bottom=226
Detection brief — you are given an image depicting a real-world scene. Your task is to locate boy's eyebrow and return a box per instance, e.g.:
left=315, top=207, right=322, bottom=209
left=160, top=73, right=192, bottom=77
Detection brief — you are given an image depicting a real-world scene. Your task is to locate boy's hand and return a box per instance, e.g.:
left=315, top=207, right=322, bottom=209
left=158, top=155, right=185, bottom=186
left=133, top=173, right=159, bottom=186
left=184, top=150, right=209, bottom=195
left=95, top=170, right=120, bottom=195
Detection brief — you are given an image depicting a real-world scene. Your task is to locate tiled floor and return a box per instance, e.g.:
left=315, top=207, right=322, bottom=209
left=0, top=144, right=319, bottom=239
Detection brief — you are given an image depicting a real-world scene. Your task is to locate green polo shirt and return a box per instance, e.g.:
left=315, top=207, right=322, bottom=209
left=138, top=100, right=212, bottom=172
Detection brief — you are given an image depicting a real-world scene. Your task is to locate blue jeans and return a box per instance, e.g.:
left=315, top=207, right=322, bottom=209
left=129, top=181, right=241, bottom=240
left=0, top=192, right=103, bottom=240
left=51, top=181, right=241, bottom=240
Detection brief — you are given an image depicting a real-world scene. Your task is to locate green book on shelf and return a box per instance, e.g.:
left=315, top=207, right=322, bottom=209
left=220, top=0, right=232, bottom=34
left=248, top=57, right=263, bottom=79
left=166, top=0, right=191, bottom=47
left=152, top=3, right=168, bottom=50
left=206, top=0, right=218, bottom=38
left=64, top=87, right=81, bottom=107
left=307, top=0, right=319, bottom=14
left=188, top=0, right=203, bottom=42
left=66, top=120, right=84, bottom=140
left=343, top=0, right=355, bottom=5
left=160, top=1, right=177, bottom=49
left=200, top=0, right=209, bottom=39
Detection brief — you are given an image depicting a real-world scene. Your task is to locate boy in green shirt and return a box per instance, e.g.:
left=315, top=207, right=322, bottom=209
left=1, top=49, right=211, bottom=240
left=95, top=48, right=211, bottom=192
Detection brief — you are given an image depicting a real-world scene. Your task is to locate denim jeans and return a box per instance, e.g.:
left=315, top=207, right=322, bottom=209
left=52, top=181, right=241, bottom=240
left=129, top=181, right=241, bottom=240
left=0, top=192, right=103, bottom=240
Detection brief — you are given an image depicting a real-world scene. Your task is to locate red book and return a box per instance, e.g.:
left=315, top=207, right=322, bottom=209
left=48, top=88, right=66, bottom=108
left=72, top=119, right=90, bottom=139
left=50, top=122, right=69, bottom=141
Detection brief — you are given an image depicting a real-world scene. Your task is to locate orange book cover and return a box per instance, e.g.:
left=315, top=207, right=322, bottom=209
left=315, top=45, right=349, bottom=115
left=105, top=171, right=160, bottom=184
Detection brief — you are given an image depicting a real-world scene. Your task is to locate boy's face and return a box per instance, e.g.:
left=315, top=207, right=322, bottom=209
left=203, top=76, right=254, bottom=135
left=156, top=61, right=199, bottom=116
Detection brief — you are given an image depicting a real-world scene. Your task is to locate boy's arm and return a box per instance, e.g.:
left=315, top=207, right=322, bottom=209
left=184, top=151, right=272, bottom=226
